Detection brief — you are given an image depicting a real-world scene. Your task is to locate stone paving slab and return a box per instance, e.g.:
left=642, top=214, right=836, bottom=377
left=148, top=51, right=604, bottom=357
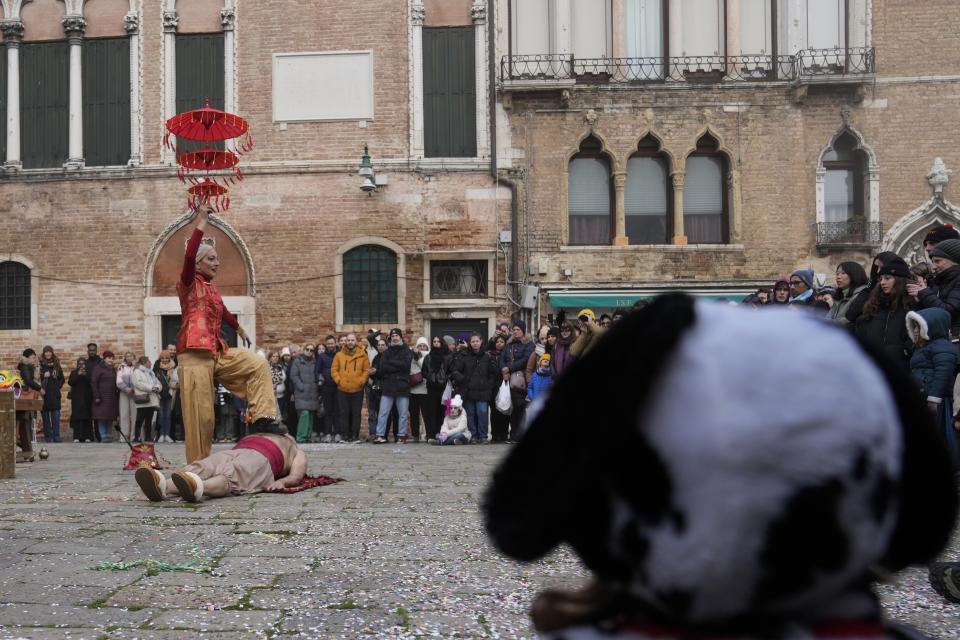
left=0, top=441, right=956, bottom=639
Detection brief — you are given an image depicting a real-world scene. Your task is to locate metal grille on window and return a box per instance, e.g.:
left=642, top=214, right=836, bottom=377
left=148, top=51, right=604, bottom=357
left=343, top=246, right=398, bottom=324
left=430, top=261, right=488, bottom=299
left=0, top=262, right=31, bottom=330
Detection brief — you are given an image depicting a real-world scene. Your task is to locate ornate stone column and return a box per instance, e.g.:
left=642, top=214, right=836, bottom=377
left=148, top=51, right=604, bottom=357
left=728, top=169, right=742, bottom=243
left=63, top=15, right=86, bottom=168
left=221, top=7, right=236, bottom=151
left=613, top=171, right=628, bottom=245
left=124, top=12, right=141, bottom=165
left=162, top=10, right=179, bottom=163
left=1, top=21, right=24, bottom=171
left=671, top=170, right=687, bottom=245
left=472, top=1, right=489, bottom=158
left=611, top=0, right=626, bottom=81
left=409, top=0, right=425, bottom=158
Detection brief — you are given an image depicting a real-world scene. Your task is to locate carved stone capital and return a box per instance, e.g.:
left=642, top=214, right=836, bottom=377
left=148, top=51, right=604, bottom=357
left=471, top=1, right=486, bottom=24
left=62, top=15, right=86, bottom=41
left=123, top=12, right=140, bottom=34
left=0, top=21, right=25, bottom=43
left=411, top=2, right=425, bottom=26
left=671, top=171, right=685, bottom=189
left=220, top=8, right=236, bottom=30
left=163, top=11, right=179, bottom=33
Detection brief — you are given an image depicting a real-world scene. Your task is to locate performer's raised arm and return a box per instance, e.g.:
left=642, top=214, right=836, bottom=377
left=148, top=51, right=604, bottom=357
left=181, top=205, right=210, bottom=287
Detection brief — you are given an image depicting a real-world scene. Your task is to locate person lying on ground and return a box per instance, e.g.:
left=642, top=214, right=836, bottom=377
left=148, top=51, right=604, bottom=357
left=135, top=427, right=306, bottom=502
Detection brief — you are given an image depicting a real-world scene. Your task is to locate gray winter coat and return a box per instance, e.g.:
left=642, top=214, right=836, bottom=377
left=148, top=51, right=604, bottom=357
left=289, top=354, right=319, bottom=411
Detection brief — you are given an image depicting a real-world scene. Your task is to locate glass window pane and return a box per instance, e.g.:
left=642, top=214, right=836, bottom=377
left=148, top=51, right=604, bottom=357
left=825, top=169, right=854, bottom=222
left=0, top=262, right=31, bottom=330
left=739, top=0, right=771, bottom=54
left=512, top=0, right=551, bottom=54
left=626, top=0, right=663, bottom=58
left=807, top=0, right=844, bottom=49
left=343, top=246, right=398, bottom=324
left=572, top=0, right=609, bottom=59
left=430, top=261, right=488, bottom=298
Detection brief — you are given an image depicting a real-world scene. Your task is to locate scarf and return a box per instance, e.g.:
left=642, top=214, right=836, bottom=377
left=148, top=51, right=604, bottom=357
left=788, top=289, right=813, bottom=303
left=159, top=360, right=176, bottom=372
left=271, top=364, right=284, bottom=386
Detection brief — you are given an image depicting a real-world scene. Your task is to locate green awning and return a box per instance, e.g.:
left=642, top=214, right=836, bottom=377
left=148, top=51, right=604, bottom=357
left=548, top=290, right=755, bottom=309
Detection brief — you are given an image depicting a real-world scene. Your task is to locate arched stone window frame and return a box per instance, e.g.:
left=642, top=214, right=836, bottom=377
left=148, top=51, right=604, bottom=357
left=678, top=127, right=741, bottom=245
left=141, top=210, right=256, bottom=359
left=816, top=125, right=879, bottom=226
left=624, top=131, right=674, bottom=245
left=562, top=130, right=618, bottom=247
left=0, top=254, right=39, bottom=335
left=335, top=237, right=407, bottom=331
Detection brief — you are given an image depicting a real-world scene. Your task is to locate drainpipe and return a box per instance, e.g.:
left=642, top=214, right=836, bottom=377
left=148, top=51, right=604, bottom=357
left=488, top=0, right=521, bottom=313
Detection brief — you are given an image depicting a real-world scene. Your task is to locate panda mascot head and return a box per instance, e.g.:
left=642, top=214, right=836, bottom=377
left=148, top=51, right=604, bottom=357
left=484, top=294, right=957, bottom=637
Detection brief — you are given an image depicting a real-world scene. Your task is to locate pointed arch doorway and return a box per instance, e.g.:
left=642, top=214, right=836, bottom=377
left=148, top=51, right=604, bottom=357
left=142, top=213, right=256, bottom=359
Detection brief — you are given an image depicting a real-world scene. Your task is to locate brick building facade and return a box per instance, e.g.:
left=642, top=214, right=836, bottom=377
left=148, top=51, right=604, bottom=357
left=0, top=0, right=512, bottom=374
left=493, top=0, right=960, bottom=320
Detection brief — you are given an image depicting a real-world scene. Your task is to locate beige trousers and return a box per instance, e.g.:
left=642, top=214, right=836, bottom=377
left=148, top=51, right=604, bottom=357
left=179, top=348, right=277, bottom=464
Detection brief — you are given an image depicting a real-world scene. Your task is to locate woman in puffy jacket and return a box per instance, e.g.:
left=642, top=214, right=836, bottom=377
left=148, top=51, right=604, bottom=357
left=852, top=257, right=916, bottom=369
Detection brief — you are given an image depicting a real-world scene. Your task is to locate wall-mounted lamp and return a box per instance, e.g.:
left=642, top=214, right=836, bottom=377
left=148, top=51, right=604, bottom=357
left=359, top=143, right=376, bottom=195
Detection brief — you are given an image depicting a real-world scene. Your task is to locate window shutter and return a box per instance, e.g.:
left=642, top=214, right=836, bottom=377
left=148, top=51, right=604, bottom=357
left=806, top=0, right=844, bottom=49
left=83, top=38, right=130, bottom=166
left=571, top=0, right=609, bottom=59
left=21, top=41, right=69, bottom=169
left=625, top=157, right=667, bottom=216
left=625, top=0, right=663, bottom=59
left=569, top=158, right=611, bottom=215
left=684, top=157, right=723, bottom=214
left=176, top=34, right=225, bottom=152
left=680, top=0, right=724, bottom=56
left=511, top=0, right=551, bottom=55
left=423, top=28, right=476, bottom=158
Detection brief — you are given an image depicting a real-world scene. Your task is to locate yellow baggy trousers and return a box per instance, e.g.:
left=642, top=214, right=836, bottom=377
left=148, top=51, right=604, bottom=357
left=179, top=348, right=277, bottom=464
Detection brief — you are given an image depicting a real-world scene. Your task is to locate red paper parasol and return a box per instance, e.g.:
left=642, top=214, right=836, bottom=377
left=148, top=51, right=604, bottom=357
left=165, top=99, right=251, bottom=143
left=176, top=147, right=243, bottom=186
left=187, top=179, right=230, bottom=213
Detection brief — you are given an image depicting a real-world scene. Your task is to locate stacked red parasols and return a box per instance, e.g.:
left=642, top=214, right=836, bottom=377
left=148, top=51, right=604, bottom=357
left=164, top=99, right=254, bottom=213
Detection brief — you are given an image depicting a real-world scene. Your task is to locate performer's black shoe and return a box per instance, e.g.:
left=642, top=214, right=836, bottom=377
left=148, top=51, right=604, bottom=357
left=249, top=417, right=285, bottom=435
left=929, top=562, right=960, bottom=603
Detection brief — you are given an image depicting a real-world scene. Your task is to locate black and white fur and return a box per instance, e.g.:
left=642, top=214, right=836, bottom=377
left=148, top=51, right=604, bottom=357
left=484, top=294, right=957, bottom=632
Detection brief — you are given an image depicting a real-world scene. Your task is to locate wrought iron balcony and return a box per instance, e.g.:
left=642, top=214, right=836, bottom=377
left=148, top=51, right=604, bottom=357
left=815, top=220, right=883, bottom=251
left=500, top=49, right=874, bottom=87
left=794, top=47, right=875, bottom=79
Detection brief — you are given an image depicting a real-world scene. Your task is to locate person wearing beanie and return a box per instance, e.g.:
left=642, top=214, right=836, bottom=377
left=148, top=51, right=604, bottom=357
left=923, top=223, right=960, bottom=258
left=910, top=238, right=960, bottom=337
left=526, top=353, right=554, bottom=403
left=15, top=348, right=42, bottom=455
left=484, top=295, right=957, bottom=640
left=423, top=336, right=451, bottom=441
left=853, top=256, right=916, bottom=368
left=787, top=268, right=830, bottom=314
left=501, top=320, right=536, bottom=442
left=845, top=251, right=901, bottom=325
left=430, top=394, right=470, bottom=445
left=372, top=328, right=414, bottom=444
left=571, top=307, right=606, bottom=360
left=38, top=345, right=64, bottom=443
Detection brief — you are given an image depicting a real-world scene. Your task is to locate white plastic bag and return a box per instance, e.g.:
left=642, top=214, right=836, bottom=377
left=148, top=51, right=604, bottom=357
left=441, top=380, right=453, bottom=403
left=495, top=380, right=513, bottom=415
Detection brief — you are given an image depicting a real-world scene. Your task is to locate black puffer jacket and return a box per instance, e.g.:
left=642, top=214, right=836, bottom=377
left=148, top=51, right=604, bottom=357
left=853, top=299, right=913, bottom=369
left=450, top=347, right=499, bottom=402
left=917, top=265, right=960, bottom=338
left=379, top=344, right=414, bottom=397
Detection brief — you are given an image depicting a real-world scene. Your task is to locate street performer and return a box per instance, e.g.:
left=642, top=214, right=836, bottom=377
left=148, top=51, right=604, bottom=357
left=134, top=431, right=307, bottom=501
left=177, top=205, right=278, bottom=463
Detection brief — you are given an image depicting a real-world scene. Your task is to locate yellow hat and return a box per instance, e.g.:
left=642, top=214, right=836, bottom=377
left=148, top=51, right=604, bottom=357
left=577, top=309, right=596, bottom=321
left=538, top=353, right=552, bottom=365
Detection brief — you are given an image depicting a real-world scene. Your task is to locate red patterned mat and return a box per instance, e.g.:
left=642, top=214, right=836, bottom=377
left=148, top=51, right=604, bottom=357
left=269, top=475, right=344, bottom=494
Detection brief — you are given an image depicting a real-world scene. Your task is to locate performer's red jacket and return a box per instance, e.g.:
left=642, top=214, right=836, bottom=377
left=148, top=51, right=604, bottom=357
left=175, top=228, right=239, bottom=354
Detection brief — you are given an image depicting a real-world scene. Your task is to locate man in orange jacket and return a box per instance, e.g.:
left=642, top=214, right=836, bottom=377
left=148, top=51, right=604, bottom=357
left=331, top=333, right=370, bottom=443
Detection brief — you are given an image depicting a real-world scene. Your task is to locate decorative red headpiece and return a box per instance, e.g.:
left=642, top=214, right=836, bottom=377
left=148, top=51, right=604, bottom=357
left=164, top=99, right=254, bottom=213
